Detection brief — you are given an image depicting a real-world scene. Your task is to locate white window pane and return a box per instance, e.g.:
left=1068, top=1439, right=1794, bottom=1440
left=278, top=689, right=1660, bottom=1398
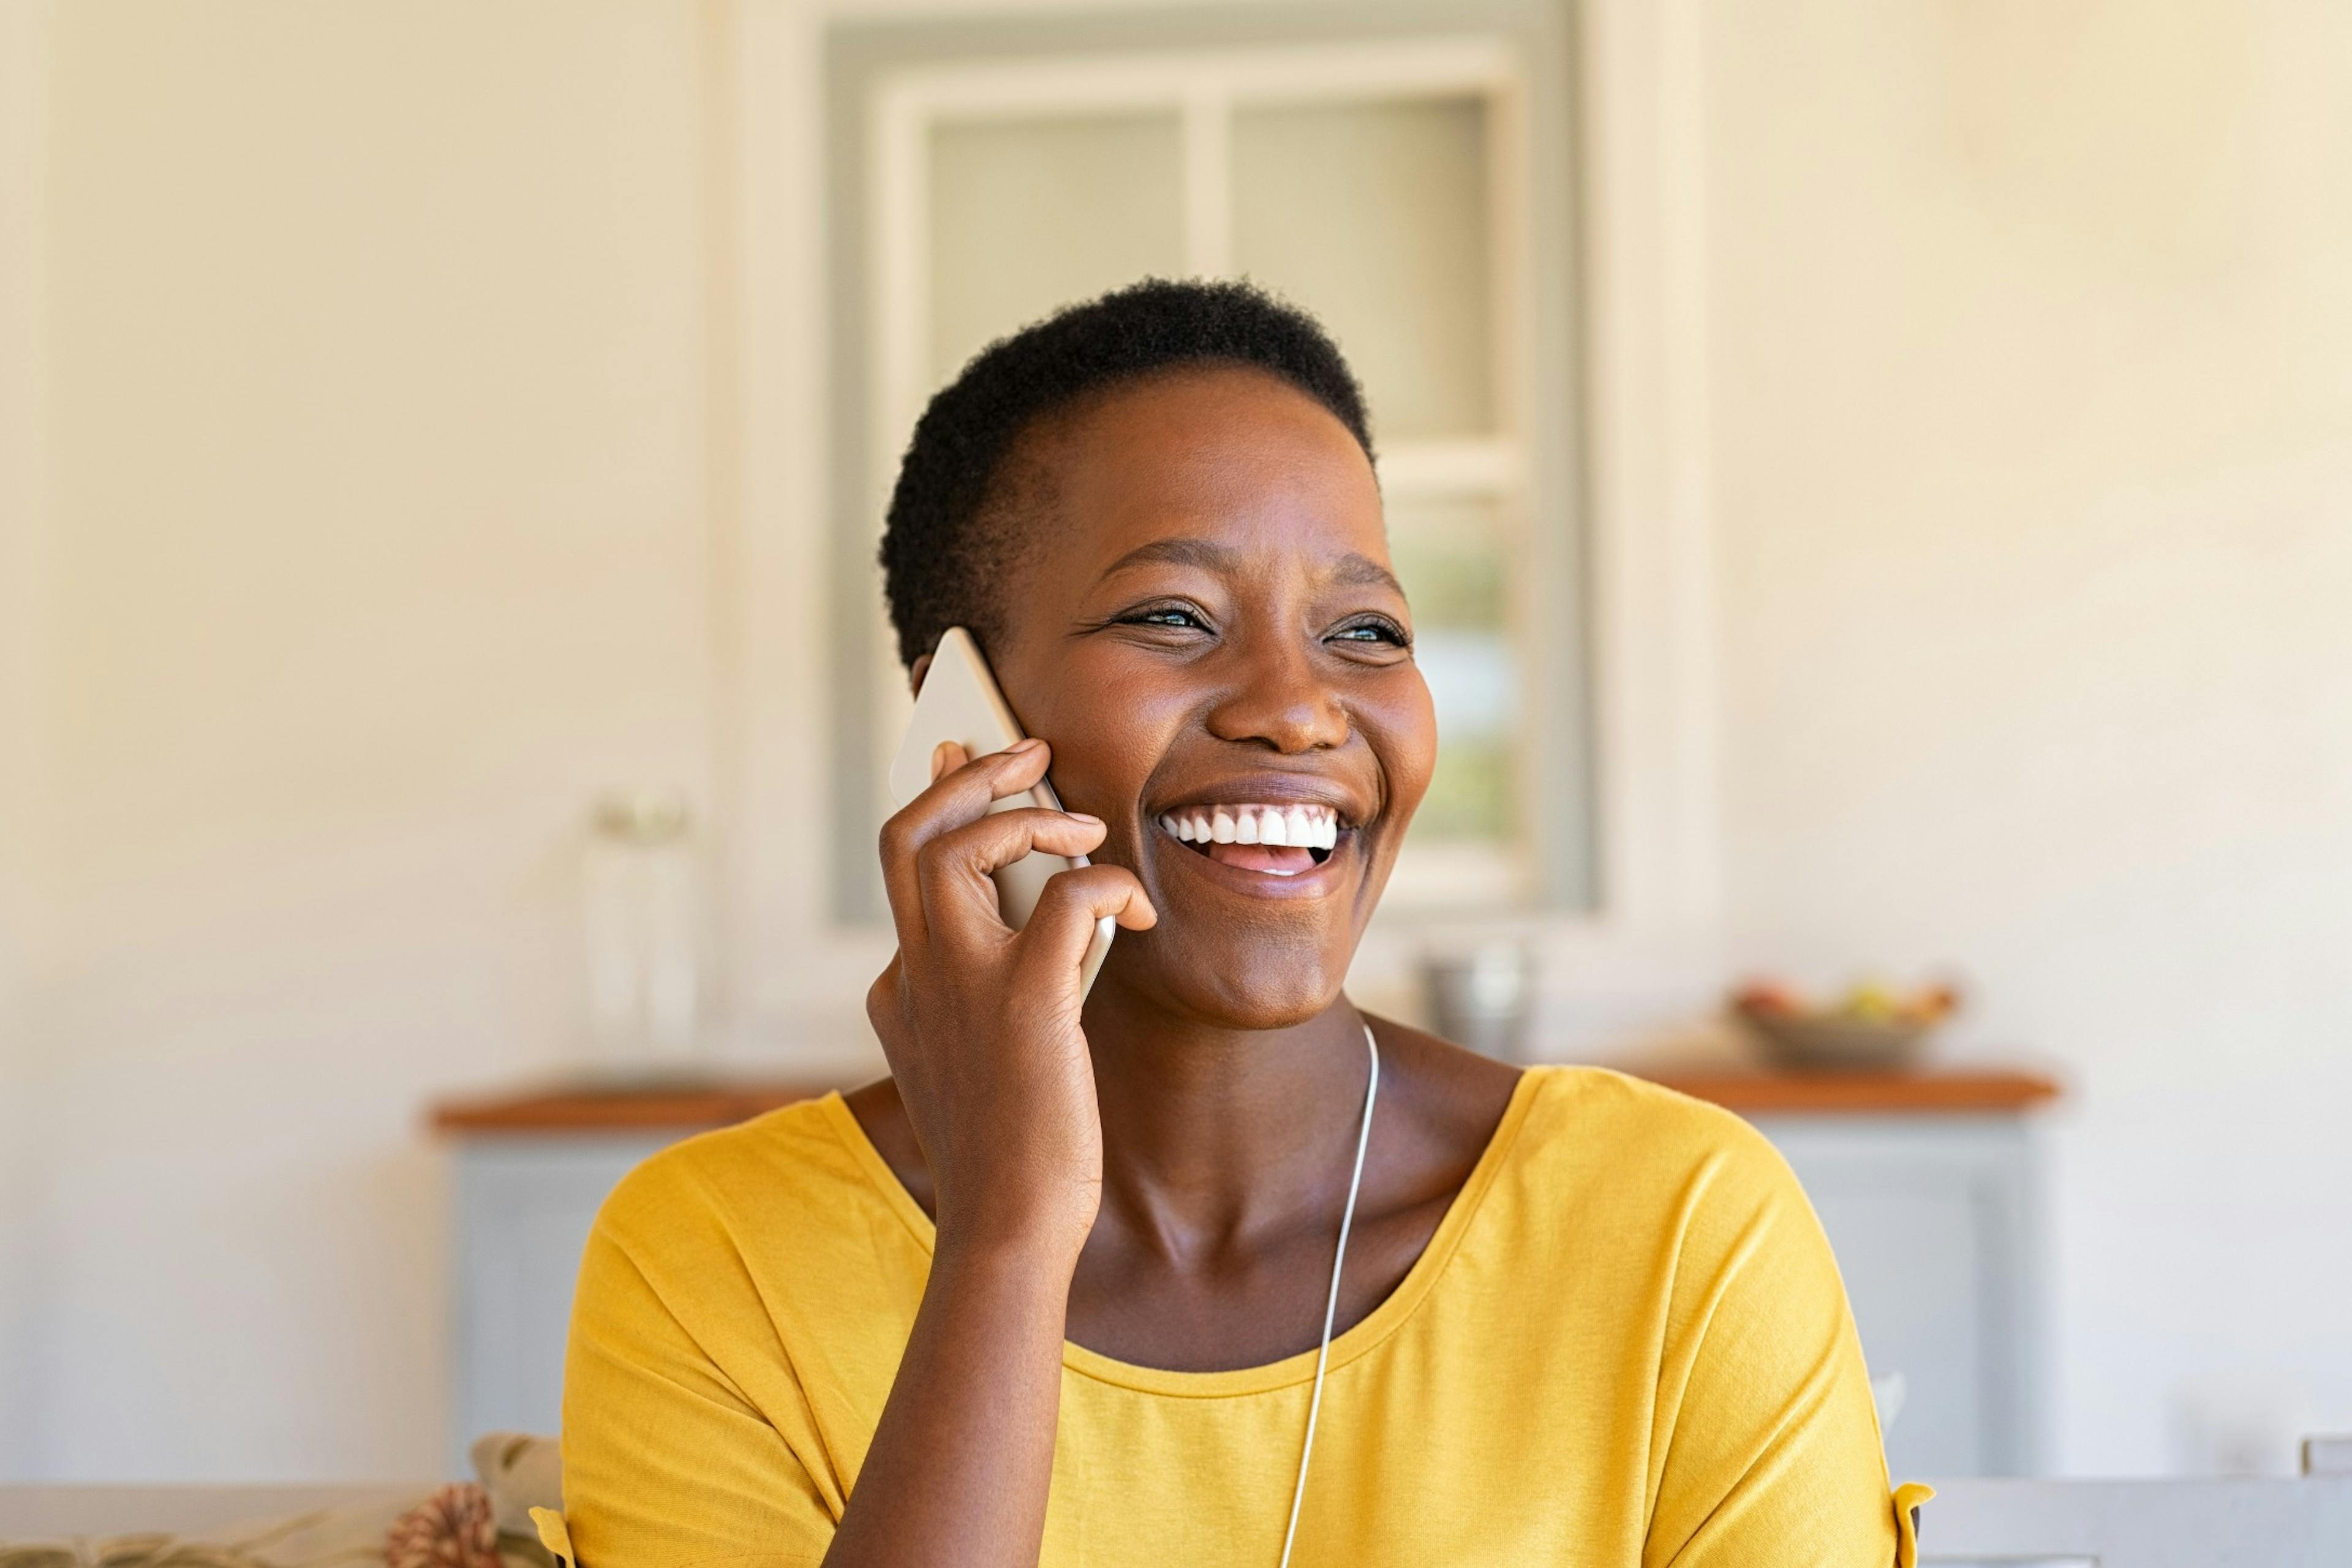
left=1416, top=632, right=1517, bottom=739
left=1389, top=494, right=1519, bottom=845
left=1231, top=96, right=1494, bottom=441
left=928, top=113, right=1185, bottom=383
left=1390, top=494, right=1507, bottom=629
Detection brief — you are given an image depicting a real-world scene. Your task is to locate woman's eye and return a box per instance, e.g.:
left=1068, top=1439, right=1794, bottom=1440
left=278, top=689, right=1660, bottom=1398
left=1331, top=617, right=1411, bottom=649
left=1125, top=605, right=1210, bottom=631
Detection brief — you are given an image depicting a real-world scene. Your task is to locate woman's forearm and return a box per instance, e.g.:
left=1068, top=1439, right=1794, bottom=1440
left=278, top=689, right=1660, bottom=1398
left=839, top=737, right=1139, bottom=1564
left=821, top=1231, right=1077, bottom=1567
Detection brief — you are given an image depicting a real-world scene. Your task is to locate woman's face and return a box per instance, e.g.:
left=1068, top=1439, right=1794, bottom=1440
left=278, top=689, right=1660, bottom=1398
left=977, top=364, right=1436, bottom=1030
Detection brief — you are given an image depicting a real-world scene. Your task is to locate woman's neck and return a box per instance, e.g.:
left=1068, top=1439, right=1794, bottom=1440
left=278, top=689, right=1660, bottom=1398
left=1079, top=986, right=1376, bottom=1257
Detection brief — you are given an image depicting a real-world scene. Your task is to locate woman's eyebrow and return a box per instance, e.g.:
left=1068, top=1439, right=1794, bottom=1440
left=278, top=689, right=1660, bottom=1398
left=1331, top=552, right=1405, bottom=597
left=1095, top=537, right=1238, bottom=581
left=1095, top=539, right=1404, bottom=598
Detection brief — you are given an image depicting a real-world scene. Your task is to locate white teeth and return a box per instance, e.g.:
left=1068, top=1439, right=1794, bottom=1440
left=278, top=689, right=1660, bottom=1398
left=1156, top=802, right=1348, bottom=853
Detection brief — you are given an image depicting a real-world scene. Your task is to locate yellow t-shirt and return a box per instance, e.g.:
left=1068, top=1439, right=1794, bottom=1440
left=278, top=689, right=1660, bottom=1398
left=559, top=1066, right=1926, bottom=1566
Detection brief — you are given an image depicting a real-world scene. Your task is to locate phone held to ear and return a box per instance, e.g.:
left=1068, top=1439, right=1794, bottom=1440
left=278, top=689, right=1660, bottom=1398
left=888, top=627, right=1117, bottom=998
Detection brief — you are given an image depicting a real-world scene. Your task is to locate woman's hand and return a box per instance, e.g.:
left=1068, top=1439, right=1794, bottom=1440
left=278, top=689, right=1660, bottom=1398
left=867, top=737, right=1157, bottom=1264
left=827, top=742, right=1152, bottom=1568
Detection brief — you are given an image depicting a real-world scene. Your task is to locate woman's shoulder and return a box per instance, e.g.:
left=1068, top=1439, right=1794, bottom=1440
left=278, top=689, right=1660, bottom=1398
left=1499, top=1065, right=1810, bottom=1231
left=1520, top=1063, right=1773, bottom=1151
left=1359, top=1020, right=1797, bottom=1227
left=590, top=1092, right=904, bottom=1264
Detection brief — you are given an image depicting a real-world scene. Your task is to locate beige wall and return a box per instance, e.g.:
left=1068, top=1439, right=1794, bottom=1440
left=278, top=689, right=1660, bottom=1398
left=1705, top=0, right=2352, bottom=1471
left=7, top=1, right=726, bottom=1476
left=1, top=0, right=53, bottom=1485
left=2, top=0, right=2347, bottom=1482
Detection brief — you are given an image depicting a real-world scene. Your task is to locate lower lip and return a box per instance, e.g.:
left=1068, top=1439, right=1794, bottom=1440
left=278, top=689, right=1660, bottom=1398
left=1155, top=829, right=1355, bottom=899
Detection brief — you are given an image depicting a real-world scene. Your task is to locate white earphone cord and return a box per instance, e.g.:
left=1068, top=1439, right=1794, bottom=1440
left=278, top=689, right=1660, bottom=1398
left=1275, top=1023, right=1381, bottom=1568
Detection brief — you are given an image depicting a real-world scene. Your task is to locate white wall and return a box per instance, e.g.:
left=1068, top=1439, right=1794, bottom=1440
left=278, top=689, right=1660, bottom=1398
left=2, top=0, right=2346, bottom=1485
left=1703, top=0, right=2352, bottom=1474
left=4, top=2, right=725, bottom=1478
left=0, top=0, right=55, bottom=1487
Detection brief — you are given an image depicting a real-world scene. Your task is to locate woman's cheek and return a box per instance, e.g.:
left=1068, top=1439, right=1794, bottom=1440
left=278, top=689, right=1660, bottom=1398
left=1034, top=697, right=1186, bottom=829
left=1368, top=677, right=1439, bottom=828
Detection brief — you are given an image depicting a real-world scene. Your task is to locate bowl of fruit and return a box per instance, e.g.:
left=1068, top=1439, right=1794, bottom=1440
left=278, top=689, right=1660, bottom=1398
left=1730, top=979, right=1959, bottom=1072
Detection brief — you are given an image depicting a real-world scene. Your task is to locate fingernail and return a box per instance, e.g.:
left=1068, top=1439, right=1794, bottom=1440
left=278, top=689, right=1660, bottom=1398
left=930, top=741, right=956, bottom=780
left=1006, top=736, right=1044, bottom=754
left=1066, top=812, right=1102, bottom=825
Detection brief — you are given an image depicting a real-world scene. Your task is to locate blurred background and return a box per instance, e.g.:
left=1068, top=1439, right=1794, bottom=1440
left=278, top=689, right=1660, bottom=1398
left=2, top=0, right=2348, bottom=1493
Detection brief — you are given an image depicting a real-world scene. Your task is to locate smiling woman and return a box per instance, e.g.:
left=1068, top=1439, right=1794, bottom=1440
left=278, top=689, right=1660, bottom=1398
left=554, top=282, right=1920, bottom=1567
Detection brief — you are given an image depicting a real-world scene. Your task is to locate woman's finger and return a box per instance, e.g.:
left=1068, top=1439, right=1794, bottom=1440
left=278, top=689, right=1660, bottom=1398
left=917, top=807, right=1109, bottom=938
left=863, top=955, right=905, bottom=1047
left=1012, top=864, right=1156, bottom=990
left=877, top=740, right=1054, bottom=948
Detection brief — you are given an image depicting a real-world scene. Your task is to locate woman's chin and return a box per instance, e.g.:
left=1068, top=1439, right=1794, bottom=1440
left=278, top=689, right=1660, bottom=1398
left=1104, top=933, right=1352, bottom=1033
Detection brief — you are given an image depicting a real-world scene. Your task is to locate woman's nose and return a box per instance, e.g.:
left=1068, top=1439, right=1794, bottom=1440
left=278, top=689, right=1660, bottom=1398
left=1204, top=642, right=1351, bottom=754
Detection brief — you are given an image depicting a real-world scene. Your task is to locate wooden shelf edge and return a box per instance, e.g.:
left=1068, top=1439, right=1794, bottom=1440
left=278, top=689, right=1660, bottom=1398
left=1632, top=1067, right=2062, bottom=1116
left=430, top=1081, right=838, bottom=1136
left=429, top=1066, right=2059, bottom=1136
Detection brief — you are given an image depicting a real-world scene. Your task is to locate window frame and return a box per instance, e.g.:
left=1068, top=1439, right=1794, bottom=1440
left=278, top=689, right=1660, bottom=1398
left=722, top=0, right=1724, bottom=1065
left=866, top=34, right=1546, bottom=910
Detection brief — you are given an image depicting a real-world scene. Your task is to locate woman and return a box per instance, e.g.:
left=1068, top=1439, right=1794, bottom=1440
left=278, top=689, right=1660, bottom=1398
left=559, top=281, right=1920, bottom=1565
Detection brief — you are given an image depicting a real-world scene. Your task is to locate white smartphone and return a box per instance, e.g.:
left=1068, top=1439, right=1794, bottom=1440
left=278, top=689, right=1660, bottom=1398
left=888, top=626, right=1117, bottom=997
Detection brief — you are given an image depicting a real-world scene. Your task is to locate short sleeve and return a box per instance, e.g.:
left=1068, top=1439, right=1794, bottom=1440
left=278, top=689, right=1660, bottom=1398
left=560, top=1212, right=840, bottom=1568
left=1641, top=1117, right=1904, bottom=1566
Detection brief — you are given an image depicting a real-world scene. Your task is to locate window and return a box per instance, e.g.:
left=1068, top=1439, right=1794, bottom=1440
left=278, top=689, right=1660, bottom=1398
left=827, top=3, right=1592, bottom=923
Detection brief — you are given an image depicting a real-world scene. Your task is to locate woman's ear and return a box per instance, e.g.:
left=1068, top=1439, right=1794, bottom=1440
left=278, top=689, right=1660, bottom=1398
left=909, top=652, right=933, bottom=699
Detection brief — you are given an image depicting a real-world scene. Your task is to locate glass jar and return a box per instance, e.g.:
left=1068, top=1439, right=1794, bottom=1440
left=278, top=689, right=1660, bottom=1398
left=581, top=788, right=702, bottom=1073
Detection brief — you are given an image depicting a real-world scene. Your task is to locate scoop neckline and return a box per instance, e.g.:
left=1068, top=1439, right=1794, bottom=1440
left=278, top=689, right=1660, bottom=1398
left=815, top=1063, right=1548, bottom=1398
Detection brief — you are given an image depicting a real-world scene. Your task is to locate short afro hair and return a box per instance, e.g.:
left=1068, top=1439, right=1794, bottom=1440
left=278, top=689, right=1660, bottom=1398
left=878, top=277, right=1375, bottom=669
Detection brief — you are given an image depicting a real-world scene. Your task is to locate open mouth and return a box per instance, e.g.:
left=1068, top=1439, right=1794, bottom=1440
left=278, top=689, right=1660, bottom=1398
left=1154, top=802, right=1345, bottom=878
